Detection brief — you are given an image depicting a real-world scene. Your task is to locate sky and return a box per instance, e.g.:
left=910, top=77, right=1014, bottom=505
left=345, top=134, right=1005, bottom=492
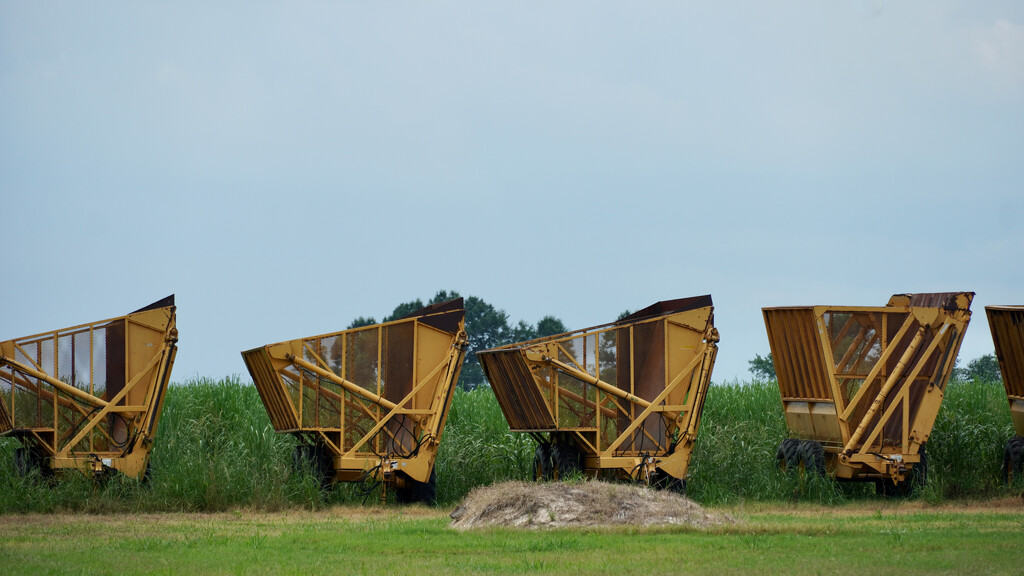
left=1, top=1, right=1022, bottom=384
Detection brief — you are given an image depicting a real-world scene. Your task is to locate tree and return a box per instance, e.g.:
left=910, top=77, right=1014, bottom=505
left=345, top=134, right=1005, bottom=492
left=748, top=353, right=776, bottom=380
left=347, top=290, right=568, bottom=391
left=535, top=316, right=567, bottom=338
left=459, top=295, right=512, bottom=390
left=509, top=320, right=536, bottom=344
left=346, top=316, right=377, bottom=329
left=954, top=354, right=1002, bottom=383
left=383, top=299, right=424, bottom=322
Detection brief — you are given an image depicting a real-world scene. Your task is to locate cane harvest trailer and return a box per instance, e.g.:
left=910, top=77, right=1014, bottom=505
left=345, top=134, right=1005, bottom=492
left=0, top=296, right=178, bottom=480
left=478, top=296, right=719, bottom=493
left=764, top=292, right=973, bottom=495
left=241, top=299, right=466, bottom=503
left=985, top=305, right=1024, bottom=484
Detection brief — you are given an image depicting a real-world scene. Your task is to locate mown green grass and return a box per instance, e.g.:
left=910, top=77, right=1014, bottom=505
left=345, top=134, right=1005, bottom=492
left=0, top=505, right=1021, bottom=575
left=0, top=377, right=1018, bottom=512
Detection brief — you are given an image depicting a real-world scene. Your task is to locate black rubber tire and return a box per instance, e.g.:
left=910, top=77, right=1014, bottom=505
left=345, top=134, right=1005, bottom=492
left=907, top=446, right=928, bottom=493
left=783, top=439, right=801, bottom=470
left=14, top=446, right=50, bottom=480
left=552, top=444, right=581, bottom=479
left=141, top=461, right=152, bottom=485
left=396, top=470, right=436, bottom=505
left=1003, top=436, right=1024, bottom=485
left=533, top=443, right=554, bottom=481
left=877, top=447, right=927, bottom=497
left=1011, top=437, right=1024, bottom=483
left=875, top=480, right=897, bottom=497
left=800, top=441, right=826, bottom=476
left=14, top=447, right=29, bottom=478
left=293, top=444, right=333, bottom=489
left=651, top=470, right=686, bottom=495
left=777, top=439, right=800, bottom=471
left=1002, top=439, right=1014, bottom=485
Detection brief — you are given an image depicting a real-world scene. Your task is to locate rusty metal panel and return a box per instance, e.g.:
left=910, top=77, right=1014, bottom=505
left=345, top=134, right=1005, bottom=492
left=241, top=348, right=298, bottom=430
left=987, top=306, right=1024, bottom=437
left=0, top=296, right=178, bottom=480
left=479, top=349, right=555, bottom=430
left=763, top=308, right=831, bottom=400
left=987, top=306, right=1024, bottom=400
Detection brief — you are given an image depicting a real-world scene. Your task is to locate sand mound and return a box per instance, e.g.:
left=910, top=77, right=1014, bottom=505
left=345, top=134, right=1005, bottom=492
left=449, top=480, right=733, bottom=530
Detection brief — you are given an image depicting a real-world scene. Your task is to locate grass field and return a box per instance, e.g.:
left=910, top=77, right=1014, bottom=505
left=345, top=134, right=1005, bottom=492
left=0, top=502, right=1021, bottom=575
left=0, top=376, right=1019, bottom=513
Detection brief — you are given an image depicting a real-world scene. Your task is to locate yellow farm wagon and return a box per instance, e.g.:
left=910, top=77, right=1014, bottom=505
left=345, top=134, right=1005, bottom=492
left=241, top=299, right=467, bottom=503
left=478, top=296, right=719, bottom=493
left=985, top=305, right=1024, bottom=484
left=0, top=296, right=178, bottom=480
left=764, top=292, right=973, bottom=495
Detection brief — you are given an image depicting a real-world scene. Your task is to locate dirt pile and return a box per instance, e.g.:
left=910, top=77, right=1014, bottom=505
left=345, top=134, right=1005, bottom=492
left=449, top=481, right=733, bottom=530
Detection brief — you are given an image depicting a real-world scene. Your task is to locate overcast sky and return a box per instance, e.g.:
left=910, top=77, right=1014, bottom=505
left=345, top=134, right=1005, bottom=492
left=1, top=1, right=1021, bottom=384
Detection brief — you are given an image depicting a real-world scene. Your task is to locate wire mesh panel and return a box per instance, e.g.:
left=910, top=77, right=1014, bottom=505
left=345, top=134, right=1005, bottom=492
left=0, top=296, right=178, bottom=479
left=478, top=295, right=719, bottom=481
left=241, top=298, right=467, bottom=487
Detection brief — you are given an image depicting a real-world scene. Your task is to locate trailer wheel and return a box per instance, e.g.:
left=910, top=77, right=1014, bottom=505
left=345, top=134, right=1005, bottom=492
left=777, top=439, right=800, bottom=471
left=799, top=441, right=826, bottom=476
left=14, top=447, right=28, bottom=478
left=651, top=470, right=686, bottom=495
left=907, top=446, right=928, bottom=493
left=13, top=446, right=50, bottom=479
left=552, top=444, right=581, bottom=480
left=776, top=439, right=794, bottom=470
left=293, top=444, right=333, bottom=489
left=1005, top=436, right=1024, bottom=485
left=396, top=470, right=436, bottom=505
left=533, top=443, right=554, bottom=481
left=877, top=447, right=927, bottom=497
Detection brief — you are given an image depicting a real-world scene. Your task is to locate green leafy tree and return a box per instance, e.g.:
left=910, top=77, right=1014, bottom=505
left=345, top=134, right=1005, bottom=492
left=346, top=316, right=377, bottom=329
left=460, top=296, right=513, bottom=390
left=509, top=320, right=536, bottom=343
left=535, top=316, right=568, bottom=338
left=349, top=290, right=567, bottom=391
left=383, top=299, right=424, bottom=322
left=954, top=353, right=1002, bottom=383
left=748, top=353, right=776, bottom=380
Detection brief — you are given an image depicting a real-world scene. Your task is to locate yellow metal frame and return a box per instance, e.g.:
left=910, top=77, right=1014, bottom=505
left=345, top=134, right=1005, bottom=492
left=764, top=292, right=973, bottom=483
left=241, top=299, right=467, bottom=488
left=478, top=296, right=719, bottom=483
left=986, top=306, right=1024, bottom=437
left=0, top=296, right=178, bottom=480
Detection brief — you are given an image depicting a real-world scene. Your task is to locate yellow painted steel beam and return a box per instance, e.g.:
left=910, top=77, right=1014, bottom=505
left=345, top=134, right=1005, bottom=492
left=839, top=314, right=916, bottom=422
left=842, top=324, right=928, bottom=458
left=0, top=357, right=108, bottom=409
left=602, top=350, right=707, bottom=455
left=857, top=320, right=952, bottom=453
left=341, top=350, right=456, bottom=458
left=0, top=368, right=93, bottom=418
left=58, top=350, right=165, bottom=457
left=538, top=355, right=653, bottom=409
left=815, top=314, right=846, bottom=422
left=288, top=355, right=419, bottom=422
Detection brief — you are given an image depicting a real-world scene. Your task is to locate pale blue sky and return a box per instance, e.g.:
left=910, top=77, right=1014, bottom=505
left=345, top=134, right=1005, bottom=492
left=1, top=1, right=1021, bottom=383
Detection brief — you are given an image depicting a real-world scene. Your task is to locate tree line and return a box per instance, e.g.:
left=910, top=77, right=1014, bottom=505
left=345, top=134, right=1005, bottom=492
left=348, top=290, right=569, bottom=390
